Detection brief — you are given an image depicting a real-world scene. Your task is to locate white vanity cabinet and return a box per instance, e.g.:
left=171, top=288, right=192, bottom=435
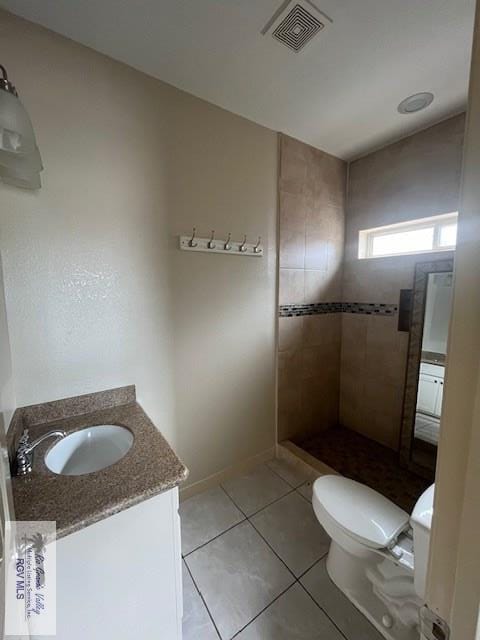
left=417, top=362, right=445, bottom=417
left=37, top=487, right=183, bottom=640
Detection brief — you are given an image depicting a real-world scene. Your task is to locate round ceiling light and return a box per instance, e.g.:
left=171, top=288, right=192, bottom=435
left=397, top=92, right=434, bottom=114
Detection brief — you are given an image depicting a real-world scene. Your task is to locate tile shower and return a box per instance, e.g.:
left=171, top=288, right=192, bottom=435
left=278, top=134, right=346, bottom=442
left=278, top=114, right=465, bottom=451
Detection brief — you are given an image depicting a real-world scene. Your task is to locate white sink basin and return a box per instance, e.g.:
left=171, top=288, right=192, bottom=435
left=45, top=425, right=134, bottom=476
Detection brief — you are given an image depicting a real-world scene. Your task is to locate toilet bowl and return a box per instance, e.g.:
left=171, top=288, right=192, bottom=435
left=312, top=475, right=434, bottom=640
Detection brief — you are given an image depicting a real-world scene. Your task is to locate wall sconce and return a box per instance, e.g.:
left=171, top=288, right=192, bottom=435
left=0, top=64, right=43, bottom=189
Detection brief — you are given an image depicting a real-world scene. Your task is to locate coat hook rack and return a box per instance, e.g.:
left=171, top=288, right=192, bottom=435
left=207, top=230, right=216, bottom=249
left=188, top=227, right=197, bottom=248
left=179, top=228, right=263, bottom=257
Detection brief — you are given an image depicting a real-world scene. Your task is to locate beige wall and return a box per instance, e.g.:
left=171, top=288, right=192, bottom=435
left=167, top=96, right=278, bottom=485
left=278, top=135, right=346, bottom=442
left=340, top=115, right=465, bottom=449
left=0, top=10, right=277, bottom=486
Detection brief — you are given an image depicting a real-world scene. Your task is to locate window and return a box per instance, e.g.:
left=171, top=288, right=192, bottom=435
left=358, top=213, right=458, bottom=259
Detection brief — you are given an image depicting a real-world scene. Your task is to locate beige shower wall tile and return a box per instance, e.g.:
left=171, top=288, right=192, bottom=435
left=305, top=203, right=344, bottom=273
left=301, top=373, right=339, bottom=435
left=340, top=314, right=368, bottom=365
left=303, top=314, right=341, bottom=349
left=280, top=153, right=307, bottom=195
left=305, top=234, right=329, bottom=271
left=361, top=378, right=405, bottom=450
left=339, top=370, right=365, bottom=432
left=281, top=134, right=314, bottom=164
left=279, top=269, right=304, bottom=305
left=307, top=152, right=347, bottom=209
left=304, top=270, right=327, bottom=303
left=301, top=343, right=341, bottom=381
left=278, top=349, right=303, bottom=441
left=278, top=316, right=304, bottom=352
left=339, top=314, right=408, bottom=449
left=280, top=229, right=305, bottom=270
left=280, top=191, right=310, bottom=227
left=304, top=270, right=343, bottom=304
left=277, top=133, right=346, bottom=443
left=364, top=315, right=408, bottom=387
left=342, top=258, right=407, bottom=304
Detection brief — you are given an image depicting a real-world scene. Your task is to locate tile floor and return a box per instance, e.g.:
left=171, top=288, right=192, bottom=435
left=180, top=459, right=383, bottom=640
left=296, top=426, right=432, bottom=511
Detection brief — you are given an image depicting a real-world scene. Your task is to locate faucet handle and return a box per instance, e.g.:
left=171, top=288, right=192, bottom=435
left=19, top=428, right=30, bottom=445
left=13, top=428, right=66, bottom=476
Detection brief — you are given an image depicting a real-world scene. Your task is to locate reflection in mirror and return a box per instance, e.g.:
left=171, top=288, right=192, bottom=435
left=412, top=272, right=453, bottom=469
left=400, top=258, right=454, bottom=477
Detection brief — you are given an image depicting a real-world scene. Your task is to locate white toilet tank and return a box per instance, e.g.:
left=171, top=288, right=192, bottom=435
left=410, top=484, right=435, bottom=598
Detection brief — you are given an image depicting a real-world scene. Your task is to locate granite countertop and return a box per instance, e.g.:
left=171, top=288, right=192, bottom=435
left=9, top=387, right=188, bottom=539
left=421, top=350, right=446, bottom=366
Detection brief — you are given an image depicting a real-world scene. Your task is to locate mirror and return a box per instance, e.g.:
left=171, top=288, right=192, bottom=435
left=400, top=258, right=454, bottom=477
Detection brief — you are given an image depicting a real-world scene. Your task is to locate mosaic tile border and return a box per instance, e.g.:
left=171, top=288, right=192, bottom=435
left=342, top=302, right=398, bottom=316
left=279, top=302, right=398, bottom=317
left=279, top=302, right=343, bottom=317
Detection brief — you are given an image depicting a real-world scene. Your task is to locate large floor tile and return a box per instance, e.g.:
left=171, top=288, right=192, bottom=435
left=266, top=458, right=314, bottom=488
left=301, top=559, right=384, bottom=640
left=250, top=491, right=330, bottom=577
left=235, top=583, right=345, bottom=640
left=180, top=486, right=245, bottom=555
left=185, top=521, right=294, bottom=640
left=221, top=464, right=292, bottom=516
left=297, top=480, right=314, bottom=502
left=182, top=562, right=219, bottom=640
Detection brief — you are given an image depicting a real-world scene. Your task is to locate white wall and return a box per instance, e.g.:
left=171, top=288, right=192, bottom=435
left=0, top=10, right=278, bottom=485
left=0, top=253, right=15, bottom=639
left=422, top=272, right=454, bottom=355
left=0, top=255, right=15, bottom=433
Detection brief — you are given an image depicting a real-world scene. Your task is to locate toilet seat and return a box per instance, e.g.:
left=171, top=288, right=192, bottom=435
left=313, top=476, right=409, bottom=549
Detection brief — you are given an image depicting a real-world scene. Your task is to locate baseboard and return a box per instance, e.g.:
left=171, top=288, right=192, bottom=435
left=278, top=440, right=340, bottom=477
left=179, top=446, right=276, bottom=502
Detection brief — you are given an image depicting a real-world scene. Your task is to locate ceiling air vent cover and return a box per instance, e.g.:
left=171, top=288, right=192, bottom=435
left=273, top=4, right=324, bottom=51
left=262, top=0, right=332, bottom=52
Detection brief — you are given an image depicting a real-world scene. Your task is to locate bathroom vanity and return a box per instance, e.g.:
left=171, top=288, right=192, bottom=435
left=8, top=386, right=188, bottom=640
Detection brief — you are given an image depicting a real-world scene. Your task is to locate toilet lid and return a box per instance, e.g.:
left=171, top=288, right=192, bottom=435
left=313, top=476, right=409, bottom=549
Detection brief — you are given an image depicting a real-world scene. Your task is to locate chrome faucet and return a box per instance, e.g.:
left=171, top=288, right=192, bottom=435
left=13, top=428, right=67, bottom=476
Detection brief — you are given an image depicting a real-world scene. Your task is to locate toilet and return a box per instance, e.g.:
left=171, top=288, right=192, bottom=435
left=312, top=476, right=434, bottom=640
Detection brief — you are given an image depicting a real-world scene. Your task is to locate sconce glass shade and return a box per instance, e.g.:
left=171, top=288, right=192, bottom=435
left=0, top=145, right=43, bottom=172
left=0, top=163, right=41, bottom=190
left=0, top=64, right=42, bottom=189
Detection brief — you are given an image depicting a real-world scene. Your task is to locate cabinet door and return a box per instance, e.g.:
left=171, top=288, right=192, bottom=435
left=434, top=380, right=444, bottom=417
left=417, top=373, right=439, bottom=414
left=53, top=488, right=182, bottom=640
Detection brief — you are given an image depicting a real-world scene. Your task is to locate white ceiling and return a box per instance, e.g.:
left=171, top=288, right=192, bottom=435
left=1, top=0, right=476, bottom=159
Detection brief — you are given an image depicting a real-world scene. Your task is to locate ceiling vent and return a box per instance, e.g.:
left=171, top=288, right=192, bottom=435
left=262, top=0, right=332, bottom=52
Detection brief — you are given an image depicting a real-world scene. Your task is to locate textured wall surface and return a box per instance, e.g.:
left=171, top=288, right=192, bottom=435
left=0, top=10, right=277, bottom=486
left=277, top=135, right=346, bottom=441
left=340, top=115, right=464, bottom=449
left=0, top=256, right=15, bottom=435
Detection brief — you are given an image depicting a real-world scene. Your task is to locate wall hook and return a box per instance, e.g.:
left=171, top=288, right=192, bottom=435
left=188, top=227, right=197, bottom=248
left=207, top=230, right=216, bottom=249
left=254, top=236, right=262, bottom=254
left=239, top=235, right=247, bottom=253
left=224, top=233, right=232, bottom=251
